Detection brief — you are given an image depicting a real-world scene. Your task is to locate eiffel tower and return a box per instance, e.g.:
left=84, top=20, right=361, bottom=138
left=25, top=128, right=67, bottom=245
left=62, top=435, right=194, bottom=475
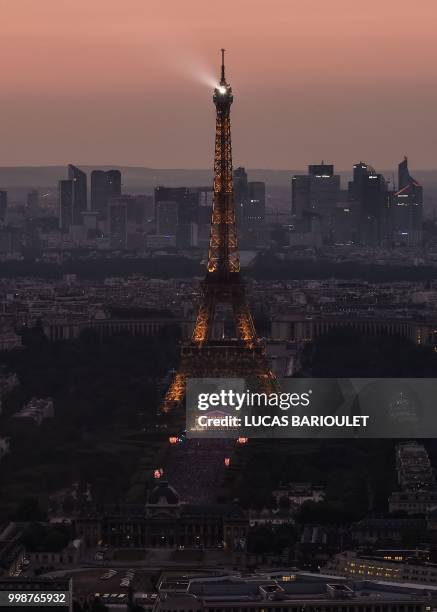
left=162, top=50, right=276, bottom=414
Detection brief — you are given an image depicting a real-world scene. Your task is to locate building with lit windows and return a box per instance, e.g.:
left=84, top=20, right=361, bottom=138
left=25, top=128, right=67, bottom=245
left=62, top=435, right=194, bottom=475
left=326, top=550, right=437, bottom=586
left=390, top=157, right=423, bottom=247
left=348, top=161, right=389, bottom=246
left=241, top=181, right=266, bottom=247
left=153, top=571, right=434, bottom=612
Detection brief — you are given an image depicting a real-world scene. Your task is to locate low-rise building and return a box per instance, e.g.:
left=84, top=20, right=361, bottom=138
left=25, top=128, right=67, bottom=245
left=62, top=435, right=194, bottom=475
left=325, top=550, right=437, bottom=586
left=76, top=481, right=248, bottom=551
left=29, top=539, right=83, bottom=570
left=153, top=571, right=434, bottom=612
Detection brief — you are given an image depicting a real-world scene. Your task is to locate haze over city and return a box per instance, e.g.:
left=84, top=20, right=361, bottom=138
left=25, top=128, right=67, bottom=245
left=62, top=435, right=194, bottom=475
left=5, top=1, right=437, bottom=609
left=2, top=0, right=437, bottom=169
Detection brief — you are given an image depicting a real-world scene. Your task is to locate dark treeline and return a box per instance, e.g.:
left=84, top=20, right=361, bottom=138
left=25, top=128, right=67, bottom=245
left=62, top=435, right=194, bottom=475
left=249, top=252, right=437, bottom=282
left=300, top=327, right=437, bottom=377
left=1, top=252, right=437, bottom=281
left=0, top=255, right=203, bottom=280
left=0, top=326, right=181, bottom=520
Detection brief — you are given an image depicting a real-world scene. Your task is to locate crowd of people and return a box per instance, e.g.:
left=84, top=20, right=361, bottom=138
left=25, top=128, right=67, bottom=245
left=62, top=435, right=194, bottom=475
left=163, top=438, right=235, bottom=503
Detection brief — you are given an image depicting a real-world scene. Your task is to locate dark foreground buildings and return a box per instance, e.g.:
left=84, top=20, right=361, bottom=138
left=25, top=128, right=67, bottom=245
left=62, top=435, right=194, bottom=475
left=76, top=480, right=247, bottom=550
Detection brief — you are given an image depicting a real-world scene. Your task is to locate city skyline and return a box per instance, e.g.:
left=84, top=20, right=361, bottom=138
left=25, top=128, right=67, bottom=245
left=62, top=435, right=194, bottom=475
left=1, top=0, right=437, bottom=169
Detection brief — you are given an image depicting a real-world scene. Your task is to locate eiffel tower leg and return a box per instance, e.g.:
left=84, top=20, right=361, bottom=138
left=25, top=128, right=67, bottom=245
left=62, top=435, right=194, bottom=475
left=233, top=296, right=257, bottom=348
left=191, top=296, right=214, bottom=344
left=162, top=372, right=187, bottom=413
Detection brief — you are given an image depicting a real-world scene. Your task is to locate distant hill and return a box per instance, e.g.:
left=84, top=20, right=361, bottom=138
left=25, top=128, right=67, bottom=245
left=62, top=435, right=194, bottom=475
left=0, top=165, right=435, bottom=187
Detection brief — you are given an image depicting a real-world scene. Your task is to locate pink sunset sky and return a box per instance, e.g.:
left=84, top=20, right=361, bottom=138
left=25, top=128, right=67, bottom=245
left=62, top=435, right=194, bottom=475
left=1, top=0, right=437, bottom=169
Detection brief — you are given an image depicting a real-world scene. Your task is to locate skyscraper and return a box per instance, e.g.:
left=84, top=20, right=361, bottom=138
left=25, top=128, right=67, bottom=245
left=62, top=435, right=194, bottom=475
left=233, top=167, right=249, bottom=227
left=241, top=181, right=266, bottom=247
left=154, top=187, right=200, bottom=226
left=0, top=191, right=7, bottom=222
left=291, top=163, right=341, bottom=241
left=247, top=181, right=265, bottom=221
left=127, top=194, right=154, bottom=225
left=391, top=157, right=423, bottom=246
left=108, top=200, right=127, bottom=249
left=399, top=157, right=414, bottom=190
left=90, top=170, right=107, bottom=218
left=157, top=200, right=178, bottom=235
left=106, top=169, right=122, bottom=199
left=178, top=191, right=200, bottom=225
left=59, top=180, right=73, bottom=231
left=292, top=164, right=340, bottom=216
left=348, top=161, right=389, bottom=246
left=68, top=164, right=87, bottom=225
left=91, top=169, right=122, bottom=219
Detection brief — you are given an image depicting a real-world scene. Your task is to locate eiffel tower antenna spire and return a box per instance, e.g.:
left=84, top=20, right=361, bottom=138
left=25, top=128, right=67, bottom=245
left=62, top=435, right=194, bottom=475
left=220, top=48, right=226, bottom=83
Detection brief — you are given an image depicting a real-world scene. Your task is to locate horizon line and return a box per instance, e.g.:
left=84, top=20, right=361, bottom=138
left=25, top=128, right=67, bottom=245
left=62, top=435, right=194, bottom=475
left=0, top=164, right=436, bottom=172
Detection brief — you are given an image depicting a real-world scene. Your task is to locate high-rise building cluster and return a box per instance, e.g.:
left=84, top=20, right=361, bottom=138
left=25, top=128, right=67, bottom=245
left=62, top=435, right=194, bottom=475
left=59, top=165, right=121, bottom=233
left=57, top=165, right=158, bottom=249
left=152, top=170, right=267, bottom=252
left=291, top=157, right=423, bottom=247
left=0, top=157, right=425, bottom=254
left=56, top=166, right=238, bottom=250
left=153, top=186, right=205, bottom=248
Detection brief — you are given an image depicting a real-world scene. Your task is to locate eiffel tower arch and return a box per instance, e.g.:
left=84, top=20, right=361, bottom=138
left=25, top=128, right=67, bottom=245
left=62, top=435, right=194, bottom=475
left=162, top=50, right=276, bottom=414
